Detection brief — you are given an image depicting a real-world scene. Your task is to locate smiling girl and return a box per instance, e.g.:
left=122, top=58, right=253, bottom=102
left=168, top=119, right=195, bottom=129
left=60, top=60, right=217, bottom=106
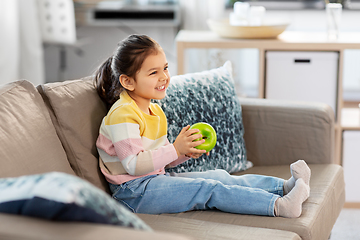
left=94, top=34, right=311, bottom=218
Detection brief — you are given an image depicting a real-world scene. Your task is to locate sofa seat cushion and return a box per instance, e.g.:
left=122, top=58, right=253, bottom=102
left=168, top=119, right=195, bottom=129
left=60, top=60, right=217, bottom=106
left=0, top=80, right=74, bottom=177
left=163, top=164, right=345, bottom=240
left=37, top=79, right=109, bottom=193
left=138, top=214, right=301, bottom=240
left=0, top=214, right=190, bottom=240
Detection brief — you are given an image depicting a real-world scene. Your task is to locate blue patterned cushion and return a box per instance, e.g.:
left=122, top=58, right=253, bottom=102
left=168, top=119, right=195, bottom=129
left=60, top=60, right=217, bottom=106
left=155, top=61, right=252, bottom=173
left=0, top=172, right=151, bottom=230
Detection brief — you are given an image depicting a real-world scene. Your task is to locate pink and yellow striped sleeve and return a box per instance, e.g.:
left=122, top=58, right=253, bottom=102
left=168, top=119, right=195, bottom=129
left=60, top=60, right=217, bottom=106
left=97, top=105, right=180, bottom=176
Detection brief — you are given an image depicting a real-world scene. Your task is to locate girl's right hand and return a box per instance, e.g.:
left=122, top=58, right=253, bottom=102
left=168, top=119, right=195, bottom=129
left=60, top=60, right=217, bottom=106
left=173, top=125, right=207, bottom=157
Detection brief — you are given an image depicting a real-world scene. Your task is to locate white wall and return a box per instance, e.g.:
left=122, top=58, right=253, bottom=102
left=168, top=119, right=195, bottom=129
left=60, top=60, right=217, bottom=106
left=44, top=25, right=178, bottom=82
left=182, top=8, right=360, bottom=99
left=43, top=5, right=360, bottom=101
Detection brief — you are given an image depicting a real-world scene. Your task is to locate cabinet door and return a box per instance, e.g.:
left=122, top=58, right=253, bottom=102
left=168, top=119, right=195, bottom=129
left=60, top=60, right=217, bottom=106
left=343, top=130, right=360, bottom=203
left=265, top=51, right=339, bottom=115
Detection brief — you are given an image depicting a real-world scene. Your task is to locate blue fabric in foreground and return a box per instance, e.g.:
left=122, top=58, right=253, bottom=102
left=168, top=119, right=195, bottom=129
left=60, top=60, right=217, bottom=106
left=0, top=198, right=111, bottom=224
left=0, top=172, right=151, bottom=230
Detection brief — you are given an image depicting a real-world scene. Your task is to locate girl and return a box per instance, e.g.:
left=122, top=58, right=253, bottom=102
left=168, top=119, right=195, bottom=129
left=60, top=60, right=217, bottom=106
left=94, top=34, right=311, bottom=218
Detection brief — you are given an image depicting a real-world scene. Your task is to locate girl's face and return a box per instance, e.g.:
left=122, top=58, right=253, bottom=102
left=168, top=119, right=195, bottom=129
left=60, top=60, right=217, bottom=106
left=129, top=50, right=170, bottom=112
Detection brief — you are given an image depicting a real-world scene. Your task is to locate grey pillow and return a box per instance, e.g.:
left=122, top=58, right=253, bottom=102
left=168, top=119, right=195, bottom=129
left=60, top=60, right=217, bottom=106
left=155, top=61, right=252, bottom=173
left=0, top=172, right=151, bottom=231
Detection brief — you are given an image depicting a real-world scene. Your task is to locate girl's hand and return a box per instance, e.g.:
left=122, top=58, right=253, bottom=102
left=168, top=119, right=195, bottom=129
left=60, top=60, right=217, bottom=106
left=173, top=125, right=207, bottom=157
left=186, top=152, right=210, bottom=159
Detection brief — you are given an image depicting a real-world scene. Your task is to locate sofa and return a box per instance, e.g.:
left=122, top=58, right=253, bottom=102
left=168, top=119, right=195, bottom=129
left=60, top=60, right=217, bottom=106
left=0, top=78, right=345, bottom=240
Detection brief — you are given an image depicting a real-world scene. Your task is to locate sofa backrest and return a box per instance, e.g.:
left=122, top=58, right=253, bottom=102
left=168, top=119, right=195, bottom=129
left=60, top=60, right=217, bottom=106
left=37, top=79, right=110, bottom=193
left=0, top=80, right=75, bottom=178
left=240, top=97, right=335, bottom=166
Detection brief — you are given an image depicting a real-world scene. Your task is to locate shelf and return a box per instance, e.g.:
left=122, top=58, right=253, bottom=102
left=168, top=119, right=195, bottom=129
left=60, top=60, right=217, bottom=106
left=175, top=31, right=360, bottom=52
left=176, top=30, right=360, bottom=164
left=341, top=108, right=360, bottom=130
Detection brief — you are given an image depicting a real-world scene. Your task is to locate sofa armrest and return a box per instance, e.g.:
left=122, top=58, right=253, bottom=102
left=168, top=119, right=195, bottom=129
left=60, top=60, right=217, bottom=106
left=0, top=214, right=191, bottom=240
left=240, top=98, right=335, bottom=166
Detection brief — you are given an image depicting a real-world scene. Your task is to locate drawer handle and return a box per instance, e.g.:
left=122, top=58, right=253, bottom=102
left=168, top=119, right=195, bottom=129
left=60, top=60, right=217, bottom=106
left=294, top=59, right=311, bottom=63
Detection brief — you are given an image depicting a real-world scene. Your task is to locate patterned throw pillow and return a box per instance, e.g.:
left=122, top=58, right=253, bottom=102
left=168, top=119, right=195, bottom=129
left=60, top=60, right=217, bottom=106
left=0, top=172, right=151, bottom=231
left=154, top=61, right=252, bottom=173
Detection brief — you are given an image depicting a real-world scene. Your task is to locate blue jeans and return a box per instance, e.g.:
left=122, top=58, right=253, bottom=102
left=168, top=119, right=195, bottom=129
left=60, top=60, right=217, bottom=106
left=109, top=169, right=284, bottom=216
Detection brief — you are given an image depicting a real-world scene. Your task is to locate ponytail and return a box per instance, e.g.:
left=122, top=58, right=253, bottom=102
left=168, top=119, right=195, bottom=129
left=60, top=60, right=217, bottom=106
left=94, top=56, right=123, bottom=110
left=94, top=34, right=162, bottom=110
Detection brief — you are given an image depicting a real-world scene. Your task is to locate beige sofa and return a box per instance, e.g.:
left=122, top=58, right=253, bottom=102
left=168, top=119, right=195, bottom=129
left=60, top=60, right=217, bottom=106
left=0, top=79, right=345, bottom=240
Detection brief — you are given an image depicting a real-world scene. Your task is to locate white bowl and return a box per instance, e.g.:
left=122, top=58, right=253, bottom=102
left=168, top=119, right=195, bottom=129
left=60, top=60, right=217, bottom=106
left=207, top=18, right=289, bottom=39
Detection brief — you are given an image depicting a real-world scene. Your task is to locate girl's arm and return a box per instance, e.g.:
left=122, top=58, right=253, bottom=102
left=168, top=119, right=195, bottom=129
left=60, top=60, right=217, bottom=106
left=96, top=99, right=182, bottom=176
left=98, top=110, right=206, bottom=176
left=98, top=123, right=179, bottom=176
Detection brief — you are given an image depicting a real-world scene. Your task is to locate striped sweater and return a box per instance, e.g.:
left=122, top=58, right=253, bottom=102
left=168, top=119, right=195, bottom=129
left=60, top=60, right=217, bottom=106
left=96, top=91, right=189, bottom=185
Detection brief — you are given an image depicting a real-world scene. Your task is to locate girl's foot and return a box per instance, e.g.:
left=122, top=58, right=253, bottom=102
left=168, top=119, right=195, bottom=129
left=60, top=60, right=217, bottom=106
left=275, top=178, right=310, bottom=218
left=283, top=160, right=311, bottom=195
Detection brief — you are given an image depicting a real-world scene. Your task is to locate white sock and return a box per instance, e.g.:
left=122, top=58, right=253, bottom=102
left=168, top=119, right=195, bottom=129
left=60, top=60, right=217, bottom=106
left=283, top=160, right=311, bottom=195
left=275, top=178, right=310, bottom=218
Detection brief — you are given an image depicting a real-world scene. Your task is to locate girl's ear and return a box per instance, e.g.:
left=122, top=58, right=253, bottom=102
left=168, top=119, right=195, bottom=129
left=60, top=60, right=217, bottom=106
left=119, top=74, right=135, bottom=91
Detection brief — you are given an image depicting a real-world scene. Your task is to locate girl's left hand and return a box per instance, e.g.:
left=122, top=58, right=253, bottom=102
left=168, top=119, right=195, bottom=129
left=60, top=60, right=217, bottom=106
left=186, top=152, right=210, bottom=159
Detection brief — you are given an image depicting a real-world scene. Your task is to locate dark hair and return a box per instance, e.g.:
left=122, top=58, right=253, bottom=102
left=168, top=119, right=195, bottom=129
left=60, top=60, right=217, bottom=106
left=94, top=34, right=161, bottom=110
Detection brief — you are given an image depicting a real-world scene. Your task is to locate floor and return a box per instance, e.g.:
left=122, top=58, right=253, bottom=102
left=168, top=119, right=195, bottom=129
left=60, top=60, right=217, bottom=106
left=329, top=208, right=360, bottom=240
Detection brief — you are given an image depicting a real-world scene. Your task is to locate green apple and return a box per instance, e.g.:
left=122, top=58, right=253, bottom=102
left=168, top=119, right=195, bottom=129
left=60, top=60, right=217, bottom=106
left=189, top=122, right=217, bottom=152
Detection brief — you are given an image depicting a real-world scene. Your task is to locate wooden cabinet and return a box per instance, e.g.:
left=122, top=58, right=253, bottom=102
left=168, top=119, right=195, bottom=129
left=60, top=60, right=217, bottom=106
left=342, top=129, right=360, bottom=208
left=176, top=30, right=360, bottom=165
left=265, top=51, right=339, bottom=115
